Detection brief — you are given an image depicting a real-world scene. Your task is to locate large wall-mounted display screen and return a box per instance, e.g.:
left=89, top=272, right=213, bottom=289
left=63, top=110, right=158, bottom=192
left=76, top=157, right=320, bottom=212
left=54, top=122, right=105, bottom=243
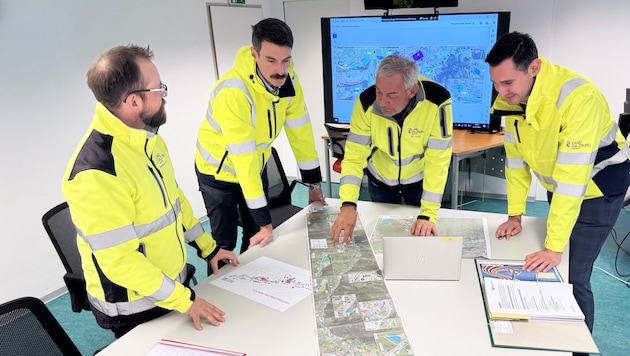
left=321, top=12, right=510, bottom=131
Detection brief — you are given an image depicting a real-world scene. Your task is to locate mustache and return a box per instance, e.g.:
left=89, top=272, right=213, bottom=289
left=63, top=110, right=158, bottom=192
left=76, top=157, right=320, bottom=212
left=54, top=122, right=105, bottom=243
left=270, top=74, right=287, bottom=80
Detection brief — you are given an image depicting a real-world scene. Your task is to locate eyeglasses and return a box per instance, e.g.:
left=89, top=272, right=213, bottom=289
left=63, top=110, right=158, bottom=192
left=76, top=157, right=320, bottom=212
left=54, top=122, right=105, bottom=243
left=123, top=83, right=168, bottom=103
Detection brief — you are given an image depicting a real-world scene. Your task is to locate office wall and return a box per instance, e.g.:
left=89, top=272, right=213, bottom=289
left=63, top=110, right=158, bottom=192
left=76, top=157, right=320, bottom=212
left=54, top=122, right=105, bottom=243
left=1, top=0, right=629, bottom=303
left=0, top=0, right=276, bottom=304
left=284, top=0, right=630, bottom=198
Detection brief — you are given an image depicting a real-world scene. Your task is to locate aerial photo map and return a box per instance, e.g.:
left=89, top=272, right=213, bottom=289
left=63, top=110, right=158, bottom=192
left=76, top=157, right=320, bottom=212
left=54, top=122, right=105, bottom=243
left=370, top=215, right=492, bottom=260
left=306, top=206, right=413, bottom=356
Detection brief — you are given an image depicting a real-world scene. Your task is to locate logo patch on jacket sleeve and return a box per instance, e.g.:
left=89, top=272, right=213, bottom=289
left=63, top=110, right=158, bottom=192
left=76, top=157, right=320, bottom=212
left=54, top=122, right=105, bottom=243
left=566, top=140, right=591, bottom=150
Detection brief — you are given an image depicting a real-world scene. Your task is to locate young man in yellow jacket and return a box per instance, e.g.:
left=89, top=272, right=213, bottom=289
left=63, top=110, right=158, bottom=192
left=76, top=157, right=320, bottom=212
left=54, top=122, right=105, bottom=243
left=487, top=32, right=630, bottom=352
left=63, top=45, right=238, bottom=338
left=332, top=54, right=453, bottom=244
left=195, top=18, right=325, bottom=261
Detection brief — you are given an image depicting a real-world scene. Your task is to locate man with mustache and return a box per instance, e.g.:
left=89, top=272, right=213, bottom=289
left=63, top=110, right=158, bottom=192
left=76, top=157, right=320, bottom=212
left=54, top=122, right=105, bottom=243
left=62, top=45, right=239, bottom=339
left=195, top=18, right=325, bottom=268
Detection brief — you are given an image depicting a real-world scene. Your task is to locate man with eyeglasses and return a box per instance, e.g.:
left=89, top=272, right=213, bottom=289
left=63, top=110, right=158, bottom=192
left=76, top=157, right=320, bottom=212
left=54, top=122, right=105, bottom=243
left=62, top=44, right=239, bottom=339
left=195, top=18, right=326, bottom=266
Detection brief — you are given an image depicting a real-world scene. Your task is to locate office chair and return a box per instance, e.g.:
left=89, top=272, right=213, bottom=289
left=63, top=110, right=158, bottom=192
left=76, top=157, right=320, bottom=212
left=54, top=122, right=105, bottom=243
left=42, top=203, right=198, bottom=314
left=267, top=147, right=302, bottom=228
left=324, top=123, right=350, bottom=174
left=0, top=296, right=82, bottom=356
left=42, top=202, right=90, bottom=313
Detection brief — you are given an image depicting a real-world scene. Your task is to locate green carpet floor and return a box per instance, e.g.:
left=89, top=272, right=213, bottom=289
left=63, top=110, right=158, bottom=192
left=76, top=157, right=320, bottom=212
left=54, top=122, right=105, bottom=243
left=46, top=183, right=630, bottom=355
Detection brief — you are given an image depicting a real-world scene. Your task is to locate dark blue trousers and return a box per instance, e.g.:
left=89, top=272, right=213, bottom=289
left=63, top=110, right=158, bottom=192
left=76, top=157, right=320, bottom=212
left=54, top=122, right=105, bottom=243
left=367, top=179, right=423, bottom=206
left=548, top=192, right=624, bottom=338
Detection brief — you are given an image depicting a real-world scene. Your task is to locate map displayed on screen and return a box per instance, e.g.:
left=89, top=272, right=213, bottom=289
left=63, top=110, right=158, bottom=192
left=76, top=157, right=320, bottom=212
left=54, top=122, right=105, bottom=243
left=322, top=13, right=510, bottom=130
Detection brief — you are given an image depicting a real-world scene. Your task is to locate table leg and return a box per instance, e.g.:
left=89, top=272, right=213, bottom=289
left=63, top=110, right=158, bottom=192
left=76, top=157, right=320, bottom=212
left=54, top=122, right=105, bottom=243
left=324, top=139, right=332, bottom=198
left=451, top=156, right=459, bottom=209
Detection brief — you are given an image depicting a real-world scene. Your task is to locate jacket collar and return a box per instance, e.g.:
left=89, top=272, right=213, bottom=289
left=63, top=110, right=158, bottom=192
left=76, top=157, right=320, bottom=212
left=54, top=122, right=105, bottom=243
left=92, top=102, right=155, bottom=147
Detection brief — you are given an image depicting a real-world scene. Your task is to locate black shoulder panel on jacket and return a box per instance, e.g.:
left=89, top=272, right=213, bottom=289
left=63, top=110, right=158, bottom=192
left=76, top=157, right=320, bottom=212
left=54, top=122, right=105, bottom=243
left=359, top=85, right=377, bottom=112
left=68, top=130, right=116, bottom=180
left=421, top=80, right=451, bottom=106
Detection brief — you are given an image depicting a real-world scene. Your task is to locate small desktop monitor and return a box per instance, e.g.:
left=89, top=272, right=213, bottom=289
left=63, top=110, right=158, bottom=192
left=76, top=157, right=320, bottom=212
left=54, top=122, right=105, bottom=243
left=321, top=12, right=510, bottom=132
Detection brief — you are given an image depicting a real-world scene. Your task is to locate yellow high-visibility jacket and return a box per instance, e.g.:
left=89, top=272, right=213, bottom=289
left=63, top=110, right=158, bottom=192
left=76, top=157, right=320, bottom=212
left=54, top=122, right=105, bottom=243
left=491, top=57, right=630, bottom=252
left=339, top=77, right=453, bottom=222
left=195, top=46, right=321, bottom=226
left=62, top=103, right=218, bottom=321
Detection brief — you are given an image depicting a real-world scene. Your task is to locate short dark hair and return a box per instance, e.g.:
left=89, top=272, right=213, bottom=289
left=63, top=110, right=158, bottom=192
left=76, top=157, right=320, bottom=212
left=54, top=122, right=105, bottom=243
left=86, top=44, right=154, bottom=109
left=485, top=31, right=538, bottom=72
left=251, top=18, right=293, bottom=52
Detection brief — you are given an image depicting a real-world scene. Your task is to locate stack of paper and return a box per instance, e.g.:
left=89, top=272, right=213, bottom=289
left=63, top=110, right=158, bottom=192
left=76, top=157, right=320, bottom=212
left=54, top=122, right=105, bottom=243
left=483, top=278, right=584, bottom=321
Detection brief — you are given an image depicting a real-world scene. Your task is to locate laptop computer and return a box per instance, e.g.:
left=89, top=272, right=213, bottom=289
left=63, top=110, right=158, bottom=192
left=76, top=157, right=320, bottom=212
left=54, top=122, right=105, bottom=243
left=382, top=236, right=463, bottom=281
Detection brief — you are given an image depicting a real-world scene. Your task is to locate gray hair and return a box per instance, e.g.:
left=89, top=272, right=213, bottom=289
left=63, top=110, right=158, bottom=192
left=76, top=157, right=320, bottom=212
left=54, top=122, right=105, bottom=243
left=376, top=55, right=419, bottom=90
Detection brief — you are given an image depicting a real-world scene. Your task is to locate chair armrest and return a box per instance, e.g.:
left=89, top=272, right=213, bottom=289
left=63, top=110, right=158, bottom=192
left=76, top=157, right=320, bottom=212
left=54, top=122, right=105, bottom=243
left=63, top=273, right=90, bottom=313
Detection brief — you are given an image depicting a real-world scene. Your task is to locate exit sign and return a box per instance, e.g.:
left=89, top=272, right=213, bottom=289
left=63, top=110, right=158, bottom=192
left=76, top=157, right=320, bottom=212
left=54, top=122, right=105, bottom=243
left=230, top=0, right=246, bottom=4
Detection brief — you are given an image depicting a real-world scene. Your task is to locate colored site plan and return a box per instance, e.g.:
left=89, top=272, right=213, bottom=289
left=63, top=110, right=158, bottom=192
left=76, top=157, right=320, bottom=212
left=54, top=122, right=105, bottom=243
left=306, top=206, right=413, bottom=355
left=478, top=262, right=563, bottom=283
left=370, top=215, right=492, bottom=260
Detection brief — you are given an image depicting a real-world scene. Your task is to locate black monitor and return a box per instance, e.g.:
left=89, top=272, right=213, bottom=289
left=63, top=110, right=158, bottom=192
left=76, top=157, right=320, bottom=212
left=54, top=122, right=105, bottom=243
left=364, top=0, right=459, bottom=10
left=321, top=12, right=510, bottom=132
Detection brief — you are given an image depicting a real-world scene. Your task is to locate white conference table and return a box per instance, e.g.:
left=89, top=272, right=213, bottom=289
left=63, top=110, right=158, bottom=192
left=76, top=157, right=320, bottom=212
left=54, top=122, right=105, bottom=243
left=99, top=200, right=569, bottom=356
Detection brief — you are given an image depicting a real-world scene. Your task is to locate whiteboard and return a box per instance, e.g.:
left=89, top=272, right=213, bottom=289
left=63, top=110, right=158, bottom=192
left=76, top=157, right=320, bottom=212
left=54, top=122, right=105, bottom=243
left=208, top=4, right=263, bottom=78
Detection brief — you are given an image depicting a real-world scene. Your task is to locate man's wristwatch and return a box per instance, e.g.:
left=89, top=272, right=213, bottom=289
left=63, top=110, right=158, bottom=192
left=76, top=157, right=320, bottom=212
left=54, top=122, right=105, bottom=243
left=307, top=183, right=321, bottom=191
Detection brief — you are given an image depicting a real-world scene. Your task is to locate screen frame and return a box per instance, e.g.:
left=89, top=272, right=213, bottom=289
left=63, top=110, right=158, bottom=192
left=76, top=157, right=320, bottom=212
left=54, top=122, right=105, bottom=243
left=321, top=11, right=511, bottom=132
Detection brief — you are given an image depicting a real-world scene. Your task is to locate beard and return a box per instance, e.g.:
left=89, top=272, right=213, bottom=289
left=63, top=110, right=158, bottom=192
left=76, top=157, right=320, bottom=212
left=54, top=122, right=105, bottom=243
left=141, top=99, right=167, bottom=128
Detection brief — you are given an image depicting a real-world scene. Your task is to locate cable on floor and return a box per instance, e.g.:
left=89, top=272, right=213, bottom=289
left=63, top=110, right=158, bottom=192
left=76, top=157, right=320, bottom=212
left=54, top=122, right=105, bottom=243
left=596, top=228, right=630, bottom=288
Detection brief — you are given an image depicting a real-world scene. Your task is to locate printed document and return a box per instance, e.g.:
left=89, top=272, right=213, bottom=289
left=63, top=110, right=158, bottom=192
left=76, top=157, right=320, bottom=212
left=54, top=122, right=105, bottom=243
left=210, top=256, right=312, bottom=312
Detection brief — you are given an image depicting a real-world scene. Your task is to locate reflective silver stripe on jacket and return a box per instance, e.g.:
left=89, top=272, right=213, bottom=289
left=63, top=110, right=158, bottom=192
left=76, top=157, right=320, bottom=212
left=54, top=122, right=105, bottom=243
left=504, top=131, right=516, bottom=144
left=80, top=199, right=181, bottom=251
left=533, top=171, right=587, bottom=198
left=422, top=190, right=442, bottom=204
left=340, top=175, right=362, bottom=188
left=556, top=78, right=588, bottom=110
left=87, top=266, right=187, bottom=317
left=366, top=162, right=424, bottom=186
left=228, top=140, right=256, bottom=155
left=347, top=132, right=371, bottom=146
left=599, top=124, right=618, bottom=148
left=245, top=195, right=268, bottom=210
left=196, top=141, right=236, bottom=175
left=184, top=222, right=205, bottom=243
left=208, top=78, right=256, bottom=127
left=145, top=277, right=176, bottom=304
left=297, top=158, right=320, bottom=170
left=592, top=144, right=630, bottom=177
left=284, top=113, right=311, bottom=129
left=427, top=138, right=452, bottom=151
left=556, top=151, right=595, bottom=166
left=506, top=157, right=528, bottom=170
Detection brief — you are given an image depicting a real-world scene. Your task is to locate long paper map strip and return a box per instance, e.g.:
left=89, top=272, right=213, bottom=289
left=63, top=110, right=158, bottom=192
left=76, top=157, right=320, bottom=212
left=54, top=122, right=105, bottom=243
left=306, top=206, right=414, bottom=355
left=370, top=215, right=492, bottom=259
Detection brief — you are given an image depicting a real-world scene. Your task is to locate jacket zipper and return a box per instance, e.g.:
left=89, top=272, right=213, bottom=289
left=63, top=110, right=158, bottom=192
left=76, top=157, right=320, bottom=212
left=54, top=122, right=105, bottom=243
left=398, top=127, right=403, bottom=193
left=267, top=110, right=273, bottom=139
left=272, top=99, right=279, bottom=138
left=147, top=165, right=167, bottom=208
left=146, top=142, right=185, bottom=266
left=514, top=119, right=522, bottom=143
left=216, top=151, right=228, bottom=174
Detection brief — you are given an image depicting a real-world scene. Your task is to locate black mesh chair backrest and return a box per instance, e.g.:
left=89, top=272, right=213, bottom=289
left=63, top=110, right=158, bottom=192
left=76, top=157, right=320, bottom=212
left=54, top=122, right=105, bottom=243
left=42, top=202, right=90, bottom=312
left=42, top=202, right=81, bottom=275
left=266, top=147, right=301, bottom=228
left=267, top=147, right=294, bottom=208
left=0, top=297, right=81, bottom=356
left=324, top=124, right=350, bottom=160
